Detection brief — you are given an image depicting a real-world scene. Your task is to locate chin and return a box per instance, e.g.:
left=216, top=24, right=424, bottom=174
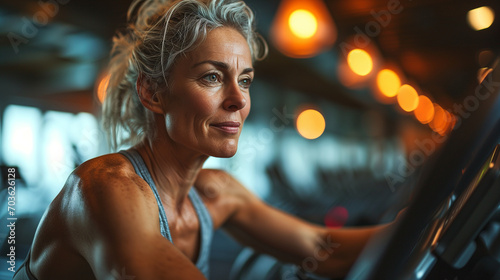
left=209, top=144, right=238, bottom=158
left=212, top=149, right=237, bottom=158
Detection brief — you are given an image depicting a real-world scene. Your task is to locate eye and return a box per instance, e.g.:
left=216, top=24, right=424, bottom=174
left=239, top=78, right=253, bottom=89
left=203, top=73, right=220, bottom=84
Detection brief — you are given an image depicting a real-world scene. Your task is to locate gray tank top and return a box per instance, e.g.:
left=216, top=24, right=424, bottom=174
left=119, top=149, right=213, bottom=278
left=13, top=149, right=213, bottom=280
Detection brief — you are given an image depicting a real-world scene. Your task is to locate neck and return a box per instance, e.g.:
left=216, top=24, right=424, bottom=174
left=134, top=127, right=208, bottom=211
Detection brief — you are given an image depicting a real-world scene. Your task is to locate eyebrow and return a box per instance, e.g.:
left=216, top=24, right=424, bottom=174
left=192, top=60, right=254, bottom=74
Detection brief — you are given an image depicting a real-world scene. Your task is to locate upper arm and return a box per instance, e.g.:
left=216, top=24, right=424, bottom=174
left=67, top=164, right=206, bottom=280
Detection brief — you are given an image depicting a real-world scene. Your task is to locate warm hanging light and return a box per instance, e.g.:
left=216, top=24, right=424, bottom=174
left=289, top=9, right=318, bottom=39
left=296, top=109, right=326, bottom=139
left=414, top=95, right=434, bottom=124
left=429, top=104, right=449, bottom=135
left=397, top=84, right=419, bottom=112
left=467, top=6, right=495, bottom=31
left=376, top=69, right=401, bottom=98
left=270, top=0, right=337, bottom=58
left=338, top=44, right=381, bottom=89
left=347, top=49, right=373, bottom=76
left=372, top=66, right=404, bottom=104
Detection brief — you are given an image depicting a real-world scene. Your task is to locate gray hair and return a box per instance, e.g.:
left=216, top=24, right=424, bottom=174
left=102, top=0, right=267, bottom=151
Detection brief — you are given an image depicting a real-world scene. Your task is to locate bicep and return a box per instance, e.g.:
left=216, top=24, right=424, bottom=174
left=91, top=234, right=205, bottom=280
left=73, top=179, right=205, bottom=280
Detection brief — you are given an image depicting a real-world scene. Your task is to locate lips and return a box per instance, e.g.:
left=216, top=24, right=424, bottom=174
left=210, top=121, right=241, bottom=134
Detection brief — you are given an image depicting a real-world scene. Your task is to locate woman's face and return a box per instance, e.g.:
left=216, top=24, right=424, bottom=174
left=162, top=27, right=253, bottom=158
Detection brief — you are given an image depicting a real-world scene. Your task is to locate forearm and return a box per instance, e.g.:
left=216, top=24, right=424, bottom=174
left=311, top=223, right=392, bottom=278
left=221, top=183, right=399, bottom=278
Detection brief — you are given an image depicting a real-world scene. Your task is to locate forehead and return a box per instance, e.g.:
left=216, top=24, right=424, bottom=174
left=186, top=27, right=253, bottom=67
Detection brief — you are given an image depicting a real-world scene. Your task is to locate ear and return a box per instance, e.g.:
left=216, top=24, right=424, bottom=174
left=136, top=74, right=164, bottom=114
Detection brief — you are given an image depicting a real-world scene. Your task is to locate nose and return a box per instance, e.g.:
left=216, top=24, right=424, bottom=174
left=223, top=82, right=247, bottom=112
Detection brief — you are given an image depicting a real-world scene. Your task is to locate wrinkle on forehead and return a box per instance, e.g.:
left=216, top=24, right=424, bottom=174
left=187, top=27, right=253, bottom=71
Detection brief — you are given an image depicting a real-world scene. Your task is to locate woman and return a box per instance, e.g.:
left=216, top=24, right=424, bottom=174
left=14, top=0, right=393, bottom=279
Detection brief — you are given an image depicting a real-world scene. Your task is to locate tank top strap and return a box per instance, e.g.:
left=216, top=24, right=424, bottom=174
left=12, top=250, right=38, bottom=280
left=118, top=149, right=173, bottom=243
left=188, top=187, right=213, bottom=276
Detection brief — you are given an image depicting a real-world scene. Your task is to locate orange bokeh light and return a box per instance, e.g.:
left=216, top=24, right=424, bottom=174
left=97, top=74, right=110, bottom=104
left=296, top=109, right=326, bottom=139
left=397, top=84, right=419, bottom=112
left=414, top=95, right=435, bottom=124
left=270, top=0, right=337, bottom=58
left=429, top=104, right=448, bottom=135
left=288, top=9, right=318, bottom=39
left=347, top=49, right=373, bottom=76
left=376, top=69, right=401, bottom=98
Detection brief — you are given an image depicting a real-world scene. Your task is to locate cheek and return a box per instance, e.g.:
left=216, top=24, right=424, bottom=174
left=164, top=90, right=218, bottom=133
left=180, top=84, right=219, bottom=114
left=242, top=99, right=251, bottom=122
left=191, top=95, right=219, bottom=116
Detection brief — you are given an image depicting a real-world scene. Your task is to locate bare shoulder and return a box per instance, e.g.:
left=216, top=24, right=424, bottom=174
left=74, top=152, right=138, bottom=186
left=30, top=153, right=158, bottom=278
left=67, top=153, right=158, bottom=225
left=73, top=153, right=150, bottom=197
left=58, top=153, right=153, bottom=216
left=194, top=169, right=248, bottom=200
left=54, top=152, right=157, bottom=234
left=194, top=169, right=258, bottom=228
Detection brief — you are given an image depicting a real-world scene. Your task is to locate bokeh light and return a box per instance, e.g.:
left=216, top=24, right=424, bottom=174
left=2, top=105, right=41, bottom=185
left=478, top=49, right=495, bottom=67
left=478, top=67, right=493, bottom=83
left=296, top=109, right=326, bottom=140
left=270, top=0, right=337, bottom=58
left=414, top=95, right=435, bottom=124
left=397, top=84, right=419, bottom=112
left=324, top=206, right=349, bottom=228
left=467, top=6, right=495, bottom=31
left=377, top=69, right=401, bottom=97
left=97, top=74, right=110, bottom=104
left=288, top=9, right=318, bottom=39
left=347, top=49, right=373, bottom=76
left=429, top=104, right=448, bottom=135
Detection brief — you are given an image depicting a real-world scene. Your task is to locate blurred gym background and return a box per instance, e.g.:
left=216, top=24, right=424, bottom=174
left=0, top=0, right=499, bottom=279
